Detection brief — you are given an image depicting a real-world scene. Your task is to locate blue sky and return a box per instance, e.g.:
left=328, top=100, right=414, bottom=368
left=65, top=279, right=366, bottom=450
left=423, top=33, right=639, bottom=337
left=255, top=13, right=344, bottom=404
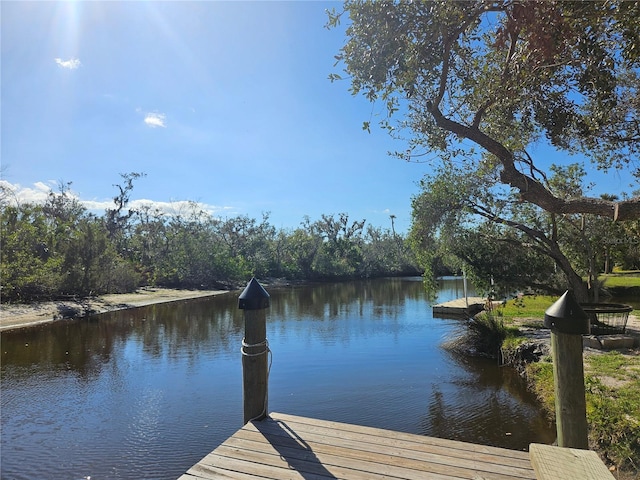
left=2, top=1, right=427, bottom=233
left=1, top=1, right=634, bottom=234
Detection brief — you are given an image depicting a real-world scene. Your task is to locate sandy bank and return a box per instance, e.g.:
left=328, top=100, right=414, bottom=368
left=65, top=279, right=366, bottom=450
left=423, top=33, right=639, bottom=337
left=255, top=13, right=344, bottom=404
left=0, top=287, right=231, bottom=332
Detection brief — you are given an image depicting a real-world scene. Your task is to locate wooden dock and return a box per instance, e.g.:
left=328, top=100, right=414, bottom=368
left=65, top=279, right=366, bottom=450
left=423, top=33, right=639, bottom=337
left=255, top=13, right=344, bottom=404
left=179, top=412, right=537, bottom=480
left=432, top=297, right=486, bottom=318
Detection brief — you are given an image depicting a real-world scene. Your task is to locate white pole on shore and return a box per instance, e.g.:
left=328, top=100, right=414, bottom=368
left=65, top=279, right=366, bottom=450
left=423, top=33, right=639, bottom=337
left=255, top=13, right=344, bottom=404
left=463, top=270, right=468, bottom=309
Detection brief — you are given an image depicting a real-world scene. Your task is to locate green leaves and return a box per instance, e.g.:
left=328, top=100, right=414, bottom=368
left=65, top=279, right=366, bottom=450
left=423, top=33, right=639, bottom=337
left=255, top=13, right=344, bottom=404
left=1, top=184, right=424, bottom=301
left=331, top=0, right=640, bottom=300
left=331, top=0, right=639, bottom=208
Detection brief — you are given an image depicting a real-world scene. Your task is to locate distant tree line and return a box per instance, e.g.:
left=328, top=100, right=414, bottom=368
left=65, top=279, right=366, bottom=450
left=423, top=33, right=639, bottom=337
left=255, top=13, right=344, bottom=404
left=1, top=174, right=421, bottom=303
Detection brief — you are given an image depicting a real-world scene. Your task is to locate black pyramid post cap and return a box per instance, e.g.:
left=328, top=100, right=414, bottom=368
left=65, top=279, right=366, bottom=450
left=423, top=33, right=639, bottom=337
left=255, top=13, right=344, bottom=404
left=544, top=290, right=589, bottom=334
left=238, top=277, right=270, bottom=310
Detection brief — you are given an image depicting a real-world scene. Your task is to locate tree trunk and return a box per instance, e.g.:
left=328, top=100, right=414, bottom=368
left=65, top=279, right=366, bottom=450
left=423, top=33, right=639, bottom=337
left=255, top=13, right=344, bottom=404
left=550, top=243, right=589, bottom=302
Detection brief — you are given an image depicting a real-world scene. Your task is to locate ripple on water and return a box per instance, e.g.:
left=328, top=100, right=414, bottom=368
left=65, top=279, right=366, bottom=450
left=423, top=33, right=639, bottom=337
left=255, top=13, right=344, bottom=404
left=1, top=279, right=555, bottom=479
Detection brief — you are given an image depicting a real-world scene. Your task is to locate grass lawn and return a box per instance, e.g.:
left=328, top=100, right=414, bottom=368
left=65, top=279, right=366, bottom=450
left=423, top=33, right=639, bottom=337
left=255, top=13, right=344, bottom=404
left=599, top=274, right=640, bottom=288
left=492, top=295, right=556, bottom=321
left=487, top=271, right=640, bottom=473
left=493, top=277, right=639, bottom=321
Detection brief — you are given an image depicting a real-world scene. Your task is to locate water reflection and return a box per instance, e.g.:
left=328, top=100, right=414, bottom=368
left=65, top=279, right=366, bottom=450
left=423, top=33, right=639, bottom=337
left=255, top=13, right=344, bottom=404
left=1, top=293, right=243, bottom=375
left=1, top=277, right=553, bottom=480
left=421, top=351, right=556, bottom=450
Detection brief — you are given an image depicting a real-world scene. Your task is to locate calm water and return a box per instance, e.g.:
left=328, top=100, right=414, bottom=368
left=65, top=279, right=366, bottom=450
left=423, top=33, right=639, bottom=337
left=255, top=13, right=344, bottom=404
left=1, top=277, right=555, bottom=480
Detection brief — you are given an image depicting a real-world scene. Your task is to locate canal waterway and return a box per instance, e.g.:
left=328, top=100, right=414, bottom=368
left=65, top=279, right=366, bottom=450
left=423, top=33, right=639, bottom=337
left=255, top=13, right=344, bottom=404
left=1, top=277, right=555, bottom=480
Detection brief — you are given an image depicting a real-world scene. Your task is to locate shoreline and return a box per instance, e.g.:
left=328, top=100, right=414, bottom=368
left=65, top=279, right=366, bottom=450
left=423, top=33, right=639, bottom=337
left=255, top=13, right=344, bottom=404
left=0, top=287, right=232, bottom=332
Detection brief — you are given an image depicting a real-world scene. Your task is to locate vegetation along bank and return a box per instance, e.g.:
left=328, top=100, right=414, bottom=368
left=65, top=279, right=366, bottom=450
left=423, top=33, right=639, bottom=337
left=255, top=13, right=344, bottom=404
left=446, top=294, right=640, bottom=479
left=1, top=175, right=421, bottom=304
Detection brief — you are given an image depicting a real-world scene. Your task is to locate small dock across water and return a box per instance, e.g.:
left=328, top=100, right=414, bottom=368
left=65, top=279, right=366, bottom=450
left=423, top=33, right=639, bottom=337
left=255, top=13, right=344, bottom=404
left=432, top=297, right=486, bottom=318
left=179, top=412, right=537, bottom=480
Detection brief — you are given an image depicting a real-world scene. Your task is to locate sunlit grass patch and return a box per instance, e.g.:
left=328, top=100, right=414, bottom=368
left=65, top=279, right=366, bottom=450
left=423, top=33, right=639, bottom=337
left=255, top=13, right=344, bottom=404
left=586, top=351, right=640, bottom=381
left=492, top=295, right=555, bottom=320
left=524, top=359, right=555, bottom=415
left=586, top=376, right=640, bottom=471
left=611, top=268, right=640, bottom=275
left=598, top=274, right=640, bottom=288
left=524, top=350, right=640, bottom=472
left=501, top=334, right=528, bottom=352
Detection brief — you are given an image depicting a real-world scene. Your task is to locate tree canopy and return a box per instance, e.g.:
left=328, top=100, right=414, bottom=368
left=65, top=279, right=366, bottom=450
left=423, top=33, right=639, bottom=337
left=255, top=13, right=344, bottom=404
left=329, top=0, right=640, bottom=299
left=1, top=176, right=420, bottom=303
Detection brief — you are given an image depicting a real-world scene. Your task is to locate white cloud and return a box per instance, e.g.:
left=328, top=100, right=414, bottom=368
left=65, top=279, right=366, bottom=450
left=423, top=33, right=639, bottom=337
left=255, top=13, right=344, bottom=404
left=144, top=112, right=166, bottom=128
left=129, top=199, right=234, bottom=217
left=54, top=57, right=81, bottom=69
left=0, top=180, right=56, bottom=205
left=1, top=181, right=234, bottom=218
left=81, top=199, right=117, bottom=211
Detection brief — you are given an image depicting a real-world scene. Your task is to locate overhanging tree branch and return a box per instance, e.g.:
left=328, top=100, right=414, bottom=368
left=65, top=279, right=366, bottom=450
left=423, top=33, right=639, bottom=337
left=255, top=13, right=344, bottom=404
left=426, top=101, right=640, bottom=221
left=466, top=203, right=585, bottom=295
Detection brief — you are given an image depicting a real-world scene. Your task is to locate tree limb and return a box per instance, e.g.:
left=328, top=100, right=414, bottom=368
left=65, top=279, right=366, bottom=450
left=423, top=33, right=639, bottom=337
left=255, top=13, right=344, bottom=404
left=426, top=101, right=640, bottom=220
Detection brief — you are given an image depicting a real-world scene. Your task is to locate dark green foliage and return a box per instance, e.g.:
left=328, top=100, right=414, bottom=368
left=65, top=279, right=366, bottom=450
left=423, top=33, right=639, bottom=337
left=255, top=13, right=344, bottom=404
left=1, top=204, right=63, bottom=300
left=1, top=179, right=420, bottom=302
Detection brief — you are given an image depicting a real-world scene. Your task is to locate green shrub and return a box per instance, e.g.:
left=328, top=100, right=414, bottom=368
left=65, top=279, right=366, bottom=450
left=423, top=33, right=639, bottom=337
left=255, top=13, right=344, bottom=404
left=444, top=312, right=521, bottom=358
left=525, top=359, right=555, bottom=417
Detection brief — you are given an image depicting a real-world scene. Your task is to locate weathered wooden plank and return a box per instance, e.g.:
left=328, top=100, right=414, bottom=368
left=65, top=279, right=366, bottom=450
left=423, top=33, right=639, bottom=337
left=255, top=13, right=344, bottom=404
left=220, top=432, right=534, bottom=480
left=179, top=413, right=539, bottom=480
left=271, top=412, right=531, bottom=462
left=200, top=446, right=421, bottom=480
left=235, top=427, right=534, bottom=477
left=180, top=462, right=261, bottom=480
left=196, top=450, right=337, bottom=480
left=207, top=443, right=464, bottom=480
left=529, top=443, right=615, bottom=480
left=433, top=297, right=486, bottom=308
left=247, top=415, right=534, bottom=476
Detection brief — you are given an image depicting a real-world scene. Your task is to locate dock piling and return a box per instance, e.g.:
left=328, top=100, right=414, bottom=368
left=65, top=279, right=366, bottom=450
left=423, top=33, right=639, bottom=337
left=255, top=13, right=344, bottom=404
left=544, top=290, right=590, bottom=449
left=238, top=277, right=270, bottom=424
